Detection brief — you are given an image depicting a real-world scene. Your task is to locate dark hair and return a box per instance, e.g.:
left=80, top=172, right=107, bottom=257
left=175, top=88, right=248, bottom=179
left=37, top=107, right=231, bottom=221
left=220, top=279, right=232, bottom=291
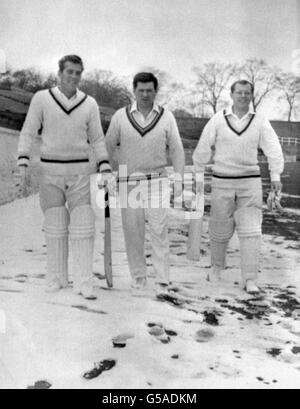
left=133, top=72, right=159, bottom=91
left=231, top=80, right=254, bottom=94
left=58, top=55, right=84, bottom=73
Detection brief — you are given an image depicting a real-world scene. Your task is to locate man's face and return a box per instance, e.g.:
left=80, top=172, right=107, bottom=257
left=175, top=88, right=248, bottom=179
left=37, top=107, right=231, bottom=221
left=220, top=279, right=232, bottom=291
left=134, top=82, right=157, bottom=108
left=59, top=61, right=83, bottom=93
left=231, top=83, right=253, bottom=110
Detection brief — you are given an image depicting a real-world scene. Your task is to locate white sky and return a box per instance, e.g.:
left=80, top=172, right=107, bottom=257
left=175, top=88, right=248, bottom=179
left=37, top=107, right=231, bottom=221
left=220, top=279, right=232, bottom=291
left=0, top=0, right=298, bottom=82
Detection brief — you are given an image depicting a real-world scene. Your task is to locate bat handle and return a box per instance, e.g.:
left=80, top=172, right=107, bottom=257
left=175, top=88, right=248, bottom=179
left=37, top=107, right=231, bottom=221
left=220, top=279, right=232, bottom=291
left=104, top=182, right=110, bottom=218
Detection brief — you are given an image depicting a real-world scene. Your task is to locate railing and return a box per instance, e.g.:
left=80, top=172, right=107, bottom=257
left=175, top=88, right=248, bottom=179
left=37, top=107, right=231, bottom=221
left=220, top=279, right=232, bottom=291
left=279, top=137, right=300, bottom=146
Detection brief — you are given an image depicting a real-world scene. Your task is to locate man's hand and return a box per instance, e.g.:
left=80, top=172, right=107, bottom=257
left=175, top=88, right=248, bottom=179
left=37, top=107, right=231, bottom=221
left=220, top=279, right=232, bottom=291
left=97, top=172, right=116, bottom=196
left=271, top=181, right=282, bottom=192
left=18, top=166, right=31, bottom=197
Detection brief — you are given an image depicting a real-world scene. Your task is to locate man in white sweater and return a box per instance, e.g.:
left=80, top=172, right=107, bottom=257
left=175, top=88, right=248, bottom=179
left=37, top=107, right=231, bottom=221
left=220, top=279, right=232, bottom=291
left=193, top=80, right=284, bottom=294
left=106, top=72, right=185, bottom=293
left=18, top=55, right=114, bottom=299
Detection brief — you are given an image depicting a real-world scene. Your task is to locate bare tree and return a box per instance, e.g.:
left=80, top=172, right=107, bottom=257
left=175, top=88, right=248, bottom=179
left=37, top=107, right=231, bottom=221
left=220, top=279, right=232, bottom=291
left=275, top=72, right=300, bottom=121
left=12, top=68, right=44, bottom=92
left=239, top=59, right=278, bottom=111
left=80, top=70, right=131, bottom=109
left=192, top=62, right=237, bottom=116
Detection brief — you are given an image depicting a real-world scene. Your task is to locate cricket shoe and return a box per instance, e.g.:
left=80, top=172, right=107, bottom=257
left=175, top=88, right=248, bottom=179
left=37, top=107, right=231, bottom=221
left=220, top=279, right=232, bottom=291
left=45, top=278, right=62, bottom=293
left=80, top=279, right=97, bottom=300
left=206, top=266, right=222, bottom=283
left=131, top=277, right=147, bottom=290
left=245, top=280, right=260, bottom=295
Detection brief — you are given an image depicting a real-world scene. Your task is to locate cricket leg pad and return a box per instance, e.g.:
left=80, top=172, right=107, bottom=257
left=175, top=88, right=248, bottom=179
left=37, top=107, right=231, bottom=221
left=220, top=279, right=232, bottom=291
left=69, top=205, right=96, bottom=296
left=234, top=207, right=262, bottom=238
left=43, top=206, right=70, bottom=290
left=240, top=236, right=261, bottom=282
left=209, top=217, right=234, bottom=269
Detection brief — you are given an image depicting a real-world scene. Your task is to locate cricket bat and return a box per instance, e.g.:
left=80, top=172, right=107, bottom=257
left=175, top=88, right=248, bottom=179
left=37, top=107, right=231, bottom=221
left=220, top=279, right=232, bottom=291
left=186, top=188, right=204, bottom=261
left=104, top=184, right=113, bottom=288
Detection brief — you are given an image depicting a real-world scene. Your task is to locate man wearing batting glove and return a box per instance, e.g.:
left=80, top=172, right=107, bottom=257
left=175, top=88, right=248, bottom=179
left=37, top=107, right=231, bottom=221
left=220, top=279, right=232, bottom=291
left=106, top=72, right=185, bottom=295
left=18, top=55, right=114, bottom=300
left=193, top=80, right=284, bottom=294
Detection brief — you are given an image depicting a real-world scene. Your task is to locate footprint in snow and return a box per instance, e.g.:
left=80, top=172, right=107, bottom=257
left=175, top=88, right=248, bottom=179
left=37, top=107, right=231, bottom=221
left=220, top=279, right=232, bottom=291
left=112, top=333, right=135, bottom=348
left=83, top=360, right=116, bottom=380
left=147, top=322, right=178, bottom=344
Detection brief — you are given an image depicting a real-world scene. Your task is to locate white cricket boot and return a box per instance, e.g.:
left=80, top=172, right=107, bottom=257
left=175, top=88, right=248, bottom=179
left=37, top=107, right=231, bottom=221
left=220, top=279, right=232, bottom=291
left=207, top=265, right=222, bottom=283
left=245, top=280, right=260, bottom=295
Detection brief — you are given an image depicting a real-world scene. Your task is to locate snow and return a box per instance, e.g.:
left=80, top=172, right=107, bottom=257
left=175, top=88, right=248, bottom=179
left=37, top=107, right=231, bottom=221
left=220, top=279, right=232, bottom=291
left=0, top=182, right=300, bottom=389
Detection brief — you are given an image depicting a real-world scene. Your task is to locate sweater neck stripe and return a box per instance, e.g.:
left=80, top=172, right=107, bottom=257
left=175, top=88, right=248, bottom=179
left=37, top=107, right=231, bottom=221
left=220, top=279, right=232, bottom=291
left=125, top=105, right=165, bottom=136
left=49, top=89, right=88, bottom=115
left=223, top=109, right=256, bottom=136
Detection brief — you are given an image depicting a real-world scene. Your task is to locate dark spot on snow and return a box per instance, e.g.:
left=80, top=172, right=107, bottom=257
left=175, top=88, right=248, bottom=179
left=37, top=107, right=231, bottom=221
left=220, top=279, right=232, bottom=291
left=72, top=305, right=107, bottom=315
left=292, top=347, right=300, bottom=355
left=203, top=311, right=219, bottom=326
left=27, top=380, right=52, bottom=389
left=171, top=355, right=179, bottom=360
left=257, top=377, right=264, bottom=382
left=156, top=293, right=186, bottom=307
left=160, top=336, right=171, bottom=344
left=113, top=341, right=126, bottom=348
left=267, top=348, right=282, bottom=358
left=83, top=359, right=116, bottom=380
left=165, top=329, right=178, bottom=337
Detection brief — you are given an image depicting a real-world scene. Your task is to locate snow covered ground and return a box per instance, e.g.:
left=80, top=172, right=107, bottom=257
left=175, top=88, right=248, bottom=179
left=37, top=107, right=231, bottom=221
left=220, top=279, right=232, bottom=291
left=0, top=180, right=300, bottom=389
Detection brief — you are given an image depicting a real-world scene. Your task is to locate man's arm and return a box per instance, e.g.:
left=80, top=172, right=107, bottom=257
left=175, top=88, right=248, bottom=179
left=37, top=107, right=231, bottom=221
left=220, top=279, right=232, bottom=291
left=17, top=92, right=43, bottom=168
left=167, top=112, right=185, bottom=197
left=259, top=118, right=284, bottom=190
left=167, top=112, right=185, bottom=177
left=87, top=100, right=112, bottom=174
left=192, top=115, right=217, bottom=176
left=17, top=92, right=43, bottom=196
left=105, top=111, right=121, bottom=164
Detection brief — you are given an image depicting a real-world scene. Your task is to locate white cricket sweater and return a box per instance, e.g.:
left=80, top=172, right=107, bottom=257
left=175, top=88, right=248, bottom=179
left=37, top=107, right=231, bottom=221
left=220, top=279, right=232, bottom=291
left=17, top=87, right=111, bottom=175
left=193, top=109, right=284, bottom=181
left=105, top=105, right=185, bottom=177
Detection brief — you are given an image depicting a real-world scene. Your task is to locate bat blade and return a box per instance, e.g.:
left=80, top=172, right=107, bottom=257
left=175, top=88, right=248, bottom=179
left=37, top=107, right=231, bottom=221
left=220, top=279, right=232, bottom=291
left=186, top=218, right=203, bottom=261
left=104, top=186, right=113, bottom=288
left=186, top=191, right=204, bottom=261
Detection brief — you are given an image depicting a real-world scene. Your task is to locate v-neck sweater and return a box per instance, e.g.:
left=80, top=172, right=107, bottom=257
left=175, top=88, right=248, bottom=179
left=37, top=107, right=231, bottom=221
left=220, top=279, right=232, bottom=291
left=105, top=105, right=185, bottom=177
left=193, top=109, right=284, bottom=181
left=17, top=87, right=111, bottom=175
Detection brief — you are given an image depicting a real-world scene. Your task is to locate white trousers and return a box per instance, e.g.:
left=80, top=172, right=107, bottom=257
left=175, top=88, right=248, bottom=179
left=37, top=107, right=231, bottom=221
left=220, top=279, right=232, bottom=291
left=209, top=178, right=263, bottom=281
left=119, top=178, right=170, bottom=284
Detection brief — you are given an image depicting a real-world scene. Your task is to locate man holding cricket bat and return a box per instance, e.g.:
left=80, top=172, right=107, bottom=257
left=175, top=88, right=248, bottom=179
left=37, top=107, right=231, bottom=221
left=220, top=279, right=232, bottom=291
left=17, top=55, right=114, bottom=299
left=106, top=72, right=185, bottom=294
left=193, top=80, right=284, bottom=294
